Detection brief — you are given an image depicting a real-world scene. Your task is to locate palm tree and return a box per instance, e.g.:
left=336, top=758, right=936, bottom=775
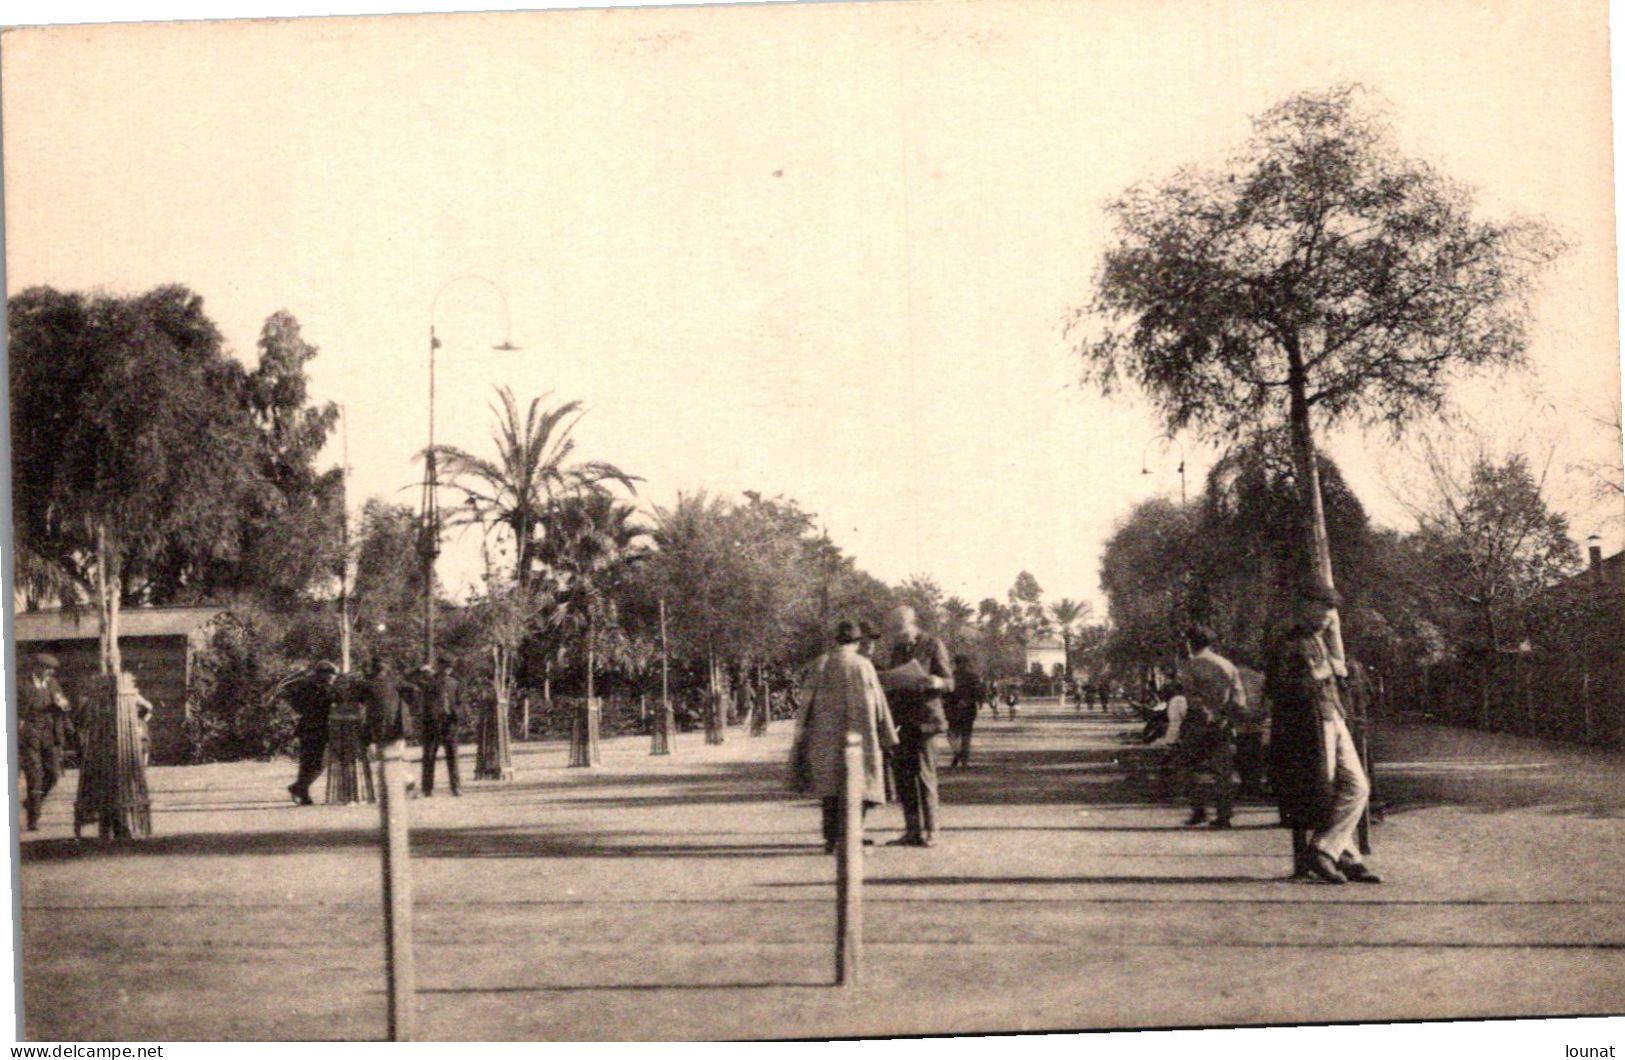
left=539, top=492, right=650, bottom=699
left=1048, top=598, right=1091, bottom=678
left=538, top=492, right=650, bottom=765
left=942, top=596, right=975, bottom=650
left=431, top=387, right=640, bottom=593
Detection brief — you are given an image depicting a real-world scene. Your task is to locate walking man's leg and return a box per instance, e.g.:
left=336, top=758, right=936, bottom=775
left=20, top=731, right=44, bottom=831
left=295, top=732, right=327, bottom=803
left=1313, top=714, right=1373, bottom=866
left=421, top=728, right=439, bottom=796
left=917, top=733, right=940, bottom=843
left=444, top=731, right=461, bottom=795
left=821, top=796, right=840, bottom=848
left=1182, top=753, right=1208, bottom=826
left=39, top=743, right=60, bottom=801
left=891, top=730, right=924, bottom=842
left=1211, top=740, right=1235, bottom=827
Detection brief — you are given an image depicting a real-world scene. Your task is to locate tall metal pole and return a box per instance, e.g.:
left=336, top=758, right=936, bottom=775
left=418, top=278, right=519, bottom=672
left=340, top=402, right=353, bottom=675
left=420, top=326, right=440, bottom=668
left=659, top=597, right=670, bottom=706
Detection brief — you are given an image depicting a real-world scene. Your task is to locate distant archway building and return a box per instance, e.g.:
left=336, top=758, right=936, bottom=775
left=1024, top=636, right=1067, bottom=678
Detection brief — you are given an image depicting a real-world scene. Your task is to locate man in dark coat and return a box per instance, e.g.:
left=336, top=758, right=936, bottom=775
left=363, top=657, right=409, bottom=748
left=945, top=655, right=985, bottom=769
left=1265, top=581, right=1382, bottom=885
left=880, top=605, right=954, bottom=847
left=418, top=657, right=465, bottom=797
left=287, top=661, right=339, bottom=806
left=19, top=653, right=71, bottom=831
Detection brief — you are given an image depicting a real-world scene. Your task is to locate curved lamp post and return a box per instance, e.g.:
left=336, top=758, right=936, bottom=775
left=419, top=275, right=520, bottom=666
left=1140, top=433, right=1187, bottom=504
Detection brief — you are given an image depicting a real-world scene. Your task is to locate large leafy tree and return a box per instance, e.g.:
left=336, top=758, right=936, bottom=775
left=146, top=310, right=343, bottom=607
left=1007, top=570, right=1050, bottom=648
left=1193, top=433, right=1372, bottom=661
left=894, top=574, right=946, bottom=634
left=347, top=499, right=430, bottom=673
left=1411, top=453, right=1579, bottom=654
left=1098, top=498, right=1201, bottom=676
left=9, top=285, right=261, bottom=672
left=1071, top=84, right=1564, bottom=601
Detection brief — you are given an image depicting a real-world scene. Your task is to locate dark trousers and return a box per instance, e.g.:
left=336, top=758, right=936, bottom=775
left=1181, top=731, right=1235, bottom=823
left=421, top=721, right=460, bottom=795
left=19, top=723, right=59, bottom=829
left=293, top=727, right=329, bottom=796
left=820, top=797, right=873, bottom=843
left=1235, top=731, right=1266, bottom=795
left=893, top=728, right=941, bottom=838
left=947, top=715, right=976, bottom=766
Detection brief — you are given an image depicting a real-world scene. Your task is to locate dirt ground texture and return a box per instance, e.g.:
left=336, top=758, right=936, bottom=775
left=17, top=700, right=1625, bottom=1040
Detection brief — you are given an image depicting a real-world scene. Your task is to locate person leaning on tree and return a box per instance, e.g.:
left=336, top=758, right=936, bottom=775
left=1265, top=580, right=1382, bottom=885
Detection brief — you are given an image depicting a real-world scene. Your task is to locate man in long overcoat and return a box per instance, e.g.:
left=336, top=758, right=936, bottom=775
left=945, top=655, right=985, bottom=768
left=1265, top=582, right=1382, bottom=885
left=791, top=619, right=899, bottom=853
left=286, top=661, right=338, bottom=806
left=363, top=657, right=409, bottom=748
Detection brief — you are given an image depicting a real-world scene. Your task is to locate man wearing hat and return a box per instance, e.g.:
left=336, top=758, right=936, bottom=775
left=286, top=660, right=339, bottom=805
left=880, top=605, right=954, bottom=847
left=19, top=653, right=71, bottom=831
left=417, top=656, right=465, bottom=797
left=855, top=620, right=882, bottom=662
left=1265, top=581, right=1382, bottom=884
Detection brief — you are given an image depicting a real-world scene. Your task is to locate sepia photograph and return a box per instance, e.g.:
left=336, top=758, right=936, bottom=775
left=2, top=0, right=1623, bottom=1045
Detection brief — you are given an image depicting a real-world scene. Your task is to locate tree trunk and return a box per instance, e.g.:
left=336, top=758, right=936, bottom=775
left=1285, top=345, right=1346, bottom=670
left=96, top=523, right=123, bottom=677
left=586, top=619, right=595, bottom=703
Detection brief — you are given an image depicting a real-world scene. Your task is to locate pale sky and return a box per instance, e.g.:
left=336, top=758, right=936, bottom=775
left=5, top=0, right=1622, bottom=614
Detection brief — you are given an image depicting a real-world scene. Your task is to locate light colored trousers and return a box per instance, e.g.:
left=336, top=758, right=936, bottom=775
left=1311, top=711, right=1370, bottom=862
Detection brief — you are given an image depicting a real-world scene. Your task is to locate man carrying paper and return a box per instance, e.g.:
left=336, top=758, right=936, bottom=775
left=878, top=605, right=955, bottom=847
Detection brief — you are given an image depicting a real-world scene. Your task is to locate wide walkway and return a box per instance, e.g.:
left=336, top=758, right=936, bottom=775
left=17, top=700, right=1625, bottom=1040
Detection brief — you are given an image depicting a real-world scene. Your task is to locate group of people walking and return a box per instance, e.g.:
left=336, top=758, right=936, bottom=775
left=790, top=579, right=1384, bottom=885
left=285, top=655, right=467, bottom=806
left=790, top=605, right=993, bottom=852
